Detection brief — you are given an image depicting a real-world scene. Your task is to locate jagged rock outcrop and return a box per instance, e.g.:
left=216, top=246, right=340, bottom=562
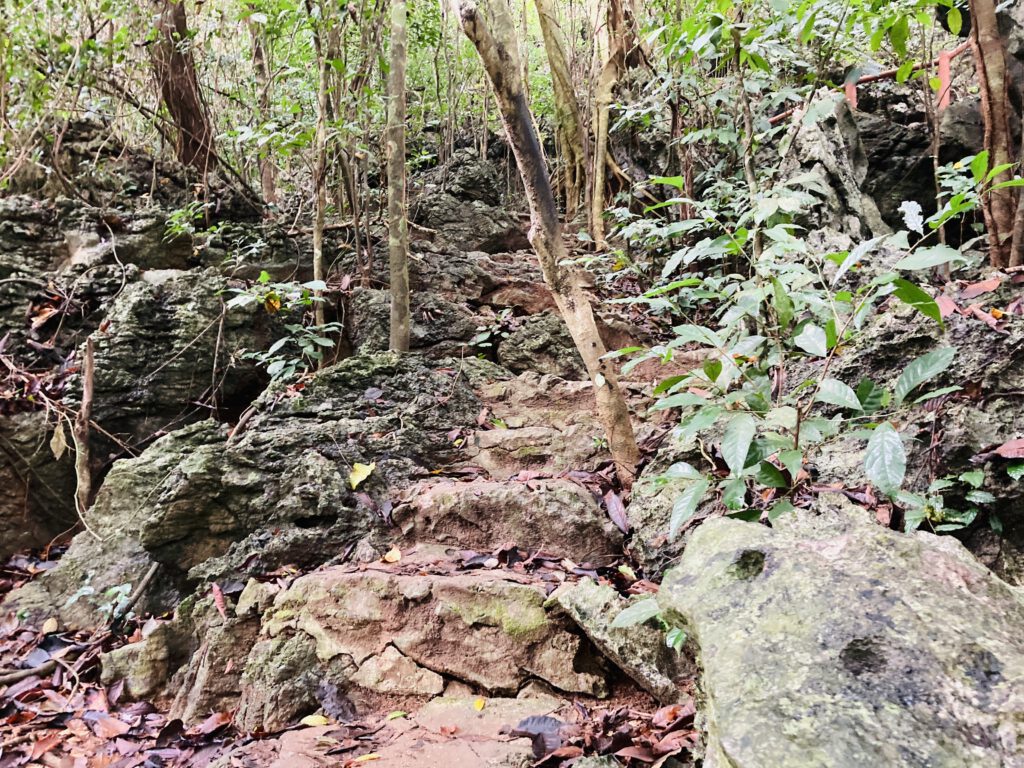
left=2, top=352, right=481, bottom=627
left=659, top=501, right=1024, bottom=768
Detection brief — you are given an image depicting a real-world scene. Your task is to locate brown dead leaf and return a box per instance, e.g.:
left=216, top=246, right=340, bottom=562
left=90, top=714, right=131, bottom=739
left=382, top=547, right=402, bottom=564
left=29, top=731, right=65, bottom=759
left=960, top=277, right=1003, bottom=300
left=211, top=583, right=228, bottom=620
left=936, top=295, right=958, bottom=318
left=995, top=439, right=1024, bottom=459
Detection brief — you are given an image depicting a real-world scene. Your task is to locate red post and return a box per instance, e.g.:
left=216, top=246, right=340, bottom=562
left=938, top=50, right=953, bottom=111
left=844, top=80, right=858, bottom=111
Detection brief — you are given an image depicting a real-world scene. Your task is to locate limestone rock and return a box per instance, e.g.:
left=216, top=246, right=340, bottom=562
left=237, top=567, right=607, bottom=731
left=347, top=288, right=478, bottom=356
left=658, top=505, right=1024, bottom=768
left=554, top=579, right=693, bottom=703
left=351, top=645, right=444, bottom=695
left=0, top=412, right=77, bottom=558
left=397, top=478, right=622, bottom=561
left=412, top=193, right=528, bottom=253
left=499, top=312, right=584, bottom=379
left=2, top=352, right=480, bottom=627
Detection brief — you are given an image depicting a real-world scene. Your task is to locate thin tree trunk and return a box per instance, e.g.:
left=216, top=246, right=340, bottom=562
left=388, top=0, right=411, bottom=351
left=308, top=1, right=329, bottom=329
left=534, top=0, right=586, bottom=218
left=248, top=19, right=279, bottom=205
left=454, top=0, right=639, bottom=487
left=591, top=47, right=620, bottom=250
left=151, top=0, right=216, bottom=174
left=969, top=0, right=1018, bottom=267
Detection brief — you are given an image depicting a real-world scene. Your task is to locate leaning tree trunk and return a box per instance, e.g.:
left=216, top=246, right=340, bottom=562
left=151, top=0, right=216, bottom=174
left=969, top=0, right=1019, bottom=267
left=387, top=0, right=411, bottom=351
left=534, top=0, right=586, bottom=219
left=454, top=0, right=640, bottom=487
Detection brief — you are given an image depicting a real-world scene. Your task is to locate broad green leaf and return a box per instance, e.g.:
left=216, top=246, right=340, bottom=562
left=670, top=478, right=710, bottom=539
left=721, top=413, right=757, bottom=476
left=894, top=347, right=955, bottom=406
left=864, top=422, right=906, bottom=494
left=959, top=470, right=985, bottom=488
left=892, top=279, right=942, bottom=326
left=1007, top=462, right=1024, bottom=481
left=895, top=59, right=915, bottom=83
left=970, top=151, right=990, bottom=184
left=703, top=358, right=724, bottom=382
left=679, top=406, right=723, bottom=442
left=756, top=461, right=788, bottom=488
left=856, top=378, right=888, bottom=413
left=890, top=16, right=910, bottom=57
left=779, top=449, right=803, bottom=479
left=815, top=379, right=862, bottom=411
left=771, top=277, right=794, bottom=329
left=348, top=461, right=376, bottom=489
left=652, top=392, right=709, bottom=411
left=894, top=245, right=964, bottom=271
left=947, top=7, right=962, bottom=35
left=793, top=324, right=827, bottom=356
left=768, top=499, right=796, bottom=521
left=665, top=461, right=702, bottom=480
left=721, top=477, right=748, bottom=509
left=611, top=597, right=661, bottom=628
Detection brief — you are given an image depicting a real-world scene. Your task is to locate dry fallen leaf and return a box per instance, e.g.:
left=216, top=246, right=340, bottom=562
left=382, top=547, right=402, bottom=563
left=41, top=617, right=58, bottom=635
left=349, top=462, right=376, bottom=490
left=994, top=439, right=1024, bottom=459
left=960, top=277, right=1003, bottom=300
left=473, top=697, right=486, bottom=712
left=300, top=714, right=331, bottom=727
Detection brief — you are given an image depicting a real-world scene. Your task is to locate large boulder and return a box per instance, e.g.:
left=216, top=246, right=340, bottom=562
left=67, top=268, right=274, bottom=456
left=2, top=352, right=481, bottom=627
left=658, top=502, right=1024, bottom=768
left=498, top=312, right=585, bottom=379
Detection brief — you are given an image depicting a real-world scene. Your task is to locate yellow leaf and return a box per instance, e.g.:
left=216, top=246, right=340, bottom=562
left=264, top=292, right=282, bottom=314
left=991, top=308, right=1005, bottom=319
left=299, top=714, right=330, bottom=727
left=49, top=425, right=67, bottom=461
left=353, top=754, right=381, bottom=763
left=41, top=617, right=58, bottom=634
left=349, top=462, right=376, bottom=490
left=473, top=697, right=486, bottom=712
left=386, top=710, right=407, bottom=720
left=382, top=546, right=402, bottom=563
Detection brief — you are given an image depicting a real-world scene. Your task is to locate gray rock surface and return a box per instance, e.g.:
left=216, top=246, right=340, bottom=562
left=659, top=502, right=1024, bottom=768
left=2, top=352, right=480, bottom=626
left=554, top=578, right=694, bottom=702
left=499, top=311, right=584, bottom=379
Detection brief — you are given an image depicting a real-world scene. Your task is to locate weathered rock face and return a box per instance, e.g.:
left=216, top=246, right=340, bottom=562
left=412, top=194, right=530, bottom=254
left=659, top=503, right=1024, bottom=768
left=781, top=96, right=890, bottom=240
left=70, top=269, right=274, bottom=454
left=809, top=295, right=1024, bottom=582
left=347, top=288, right=479, bottom=357
left=237, top=567, right=608, bottom=731
left=464, top=373, right=613, bottom=479
left=2, top=352, right=481, bottom=627
left=553, top=578, right=694, bottom=703
left=411, top=149, right=528, bottom=254
left=0, top=412, right=78, bottom=558
left=499, top=311, right=585, bottom=379
left=397, top=478, right=622, bottom=561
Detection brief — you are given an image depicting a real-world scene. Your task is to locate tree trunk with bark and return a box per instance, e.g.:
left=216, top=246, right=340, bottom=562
left=308, top=1, right=329, bottom=329
left=248, top=17, right=279, bottom=205
left=969, top=0, right=1019, bottom=267
left=453, top=0, right=640, bottom=487
left=151, top=0, right=216, bottom=174
left=387, top=0, right=411, bottom=351
left=534, top=0, right=586, bottom=218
